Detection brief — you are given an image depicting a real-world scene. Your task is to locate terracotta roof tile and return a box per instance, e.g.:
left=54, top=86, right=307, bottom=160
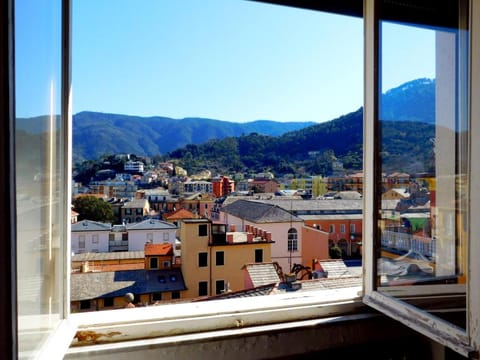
left=145, top=243, right=173, bottom=256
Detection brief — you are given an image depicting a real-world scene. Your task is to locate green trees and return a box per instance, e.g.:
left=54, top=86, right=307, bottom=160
left=73, top=196, right=115, bottom=223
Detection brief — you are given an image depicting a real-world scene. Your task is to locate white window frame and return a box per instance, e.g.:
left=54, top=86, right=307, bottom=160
left=10, top=1, right=479, bottom=358
left=362, top=0, right=480, bottom=357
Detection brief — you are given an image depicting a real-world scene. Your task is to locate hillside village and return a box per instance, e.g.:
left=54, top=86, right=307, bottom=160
left=71, top=153, right=433, bottom=312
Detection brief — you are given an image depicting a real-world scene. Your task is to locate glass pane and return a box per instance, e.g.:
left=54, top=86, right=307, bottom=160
left=15, top=0, right=65, bottom=357
left=377, top=2, right=468, bottom=326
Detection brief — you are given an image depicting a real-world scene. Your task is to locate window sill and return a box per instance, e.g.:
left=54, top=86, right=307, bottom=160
left=67, top=286, right=364, bottom=350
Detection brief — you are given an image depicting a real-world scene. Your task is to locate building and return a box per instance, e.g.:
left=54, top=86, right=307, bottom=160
left=211, top=175, right=235, bottom=197
left=70, top=268, right=186, bottom=312
left=126, top=219, right=178, bottom=251
left=183, top=180, right=213, bottom=194
left=71, top=220, right=112, bottom=254
left=89, top=178, right=138, bottom=198
left=249, top=178, right=280, bottom=194
left=180, top=192, right=215, bottom=218
left=121, top=198, right=150, bottom=223
left=71, top=251, right=145, bottom=273
left=124, top=160, right=144, bottom=173
left=179, top=219, right=274, bottom=299
left=219, top=199, right=304, bottom=273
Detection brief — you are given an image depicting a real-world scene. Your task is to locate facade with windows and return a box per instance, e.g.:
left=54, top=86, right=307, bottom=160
left=179, top=219, right=274, bottom=298
left=71, top=220, right=111, bottom=254
left=124, top=160, right=144, bottom=173
left=126, top=218, right=178, bottom=251
left=121, top=198, right=151, bottom=223
left=183, top=180, right=213, bottom=194
left=219, top=199, right=304, bottom=273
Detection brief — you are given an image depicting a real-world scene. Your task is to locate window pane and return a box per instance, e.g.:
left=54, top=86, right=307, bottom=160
left=15, top=0, right=65, bottom=356
left=216, top=251, right=224, bottom=266
left=377, top=6, right=468, bottom=327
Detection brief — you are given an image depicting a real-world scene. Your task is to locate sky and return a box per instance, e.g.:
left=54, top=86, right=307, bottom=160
left=15, top=0, right=436, bottom=123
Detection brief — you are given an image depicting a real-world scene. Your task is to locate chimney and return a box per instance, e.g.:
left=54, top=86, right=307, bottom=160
left=245, top=224, right=250, bottom=232
left=81, top=261, right=89, bottom=273
left=227, top=234, right=234, bottom=244
left=247, top=233, right=253, bottom=243
left=265, top=232, right=272, bottom=241
left=230, top=224, right=236, bottom=232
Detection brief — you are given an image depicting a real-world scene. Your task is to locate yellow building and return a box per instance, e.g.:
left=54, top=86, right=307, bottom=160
left=180, top=219, right=274, bottom=299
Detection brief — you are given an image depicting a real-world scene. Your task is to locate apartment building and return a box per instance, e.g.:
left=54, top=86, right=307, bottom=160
left=179, top=219, right=274, bottom=299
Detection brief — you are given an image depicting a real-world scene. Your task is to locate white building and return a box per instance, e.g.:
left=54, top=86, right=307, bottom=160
left=126, top=219, right=178, bottom=251
left=183, top=180, right=213, bottom=194
left=71, top=220, right=112, bottom=254
left=124, top=160, right=144, bottom=173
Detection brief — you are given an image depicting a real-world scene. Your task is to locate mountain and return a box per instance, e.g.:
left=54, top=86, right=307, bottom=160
left=17, top=77, right=436, bottom=173
left=167, top=78, right=437, bottom=175
left=169, top=108, right=435, bottom=175
left=380, top=78, right=435, bottom=123
left=72, top=112, right=315, bottom=163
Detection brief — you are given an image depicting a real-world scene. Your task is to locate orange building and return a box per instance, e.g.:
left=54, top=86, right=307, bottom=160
left=212, top=175, right=235, bottom=197
left=179, top=219, right=274, bottom=299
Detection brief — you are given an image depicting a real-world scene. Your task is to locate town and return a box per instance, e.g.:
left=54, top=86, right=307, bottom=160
left=70, top=153, right=433, bottom=312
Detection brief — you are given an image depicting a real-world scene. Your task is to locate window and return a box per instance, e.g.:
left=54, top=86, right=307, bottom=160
left=80, top=300, right=91, bottom=310
left=215, top=251, right=224, bottom=266
left=198, top=281, right=208, bottom=296
left=147, top=233, right=153, bottom=242
left=163, top=261, right=171, bottom=268
left=171, top=291, right=180, bottom=300
left=150, top=257, right=159, bottom=269
left=363, top=0, right=480, bottom=356
left=122, top=232, right=128, bottom=241
left=340, top=224, right=345, bottom=234
left=103, top=297, right=114, bottom=307
left=215, top=280, right=225, bottom=295
left=9, top=1, right=480, bottom=358
left=329, top=225, right=335, bottom=233
left=255, top=249, right=263, bottom=263
left=198, top=252, right=208, bottom=267
left=198, top=224, right=208, bottom=237
left=350, top=223, right=356, bottom=234
left=92, top=234, right=99, bottom=243
left=133, top=294, right=141, bottom=305
left=287, top=228, right=298, bottom=252
left=163, top=232, right=169, bottom=241
left=152, top=292, right=162, bottom=302
left=79, top=235, right=85, bottom=249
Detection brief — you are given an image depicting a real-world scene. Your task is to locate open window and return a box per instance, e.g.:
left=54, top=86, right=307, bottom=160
left=9, top=0, right=480, bottom=358
left=363, top=0, right=480, bottom=356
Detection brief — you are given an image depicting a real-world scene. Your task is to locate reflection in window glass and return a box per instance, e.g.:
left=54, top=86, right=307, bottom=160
left=15, top=0, right=66, bottom=356
left=377, top=19, right=468, bottom=294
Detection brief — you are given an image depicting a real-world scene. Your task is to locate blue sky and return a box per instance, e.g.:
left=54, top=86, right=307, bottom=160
left=16, top=0, right=436, bottom=123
